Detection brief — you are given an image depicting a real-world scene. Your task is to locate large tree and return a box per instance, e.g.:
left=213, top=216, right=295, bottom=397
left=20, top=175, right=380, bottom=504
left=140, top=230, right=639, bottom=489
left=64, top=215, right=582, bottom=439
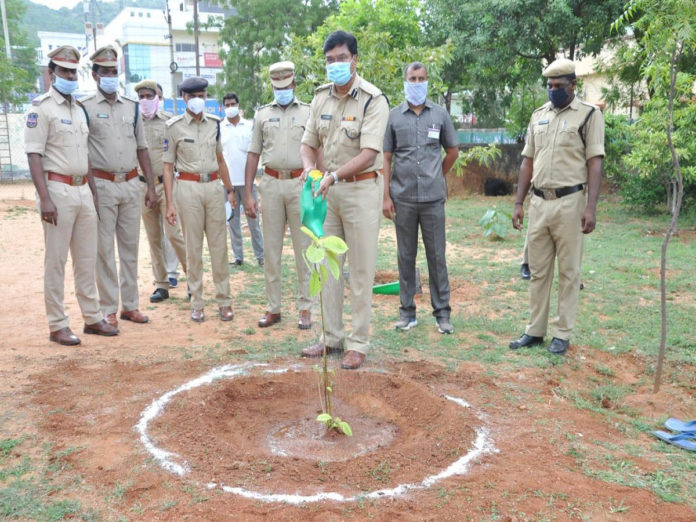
left=425, top=0, right=625, bottom=120
left=285, top=0, right=454, bottom=108
left=213, top=0, right=338, bottom=112
left=0, top=0, right=37, bottom=107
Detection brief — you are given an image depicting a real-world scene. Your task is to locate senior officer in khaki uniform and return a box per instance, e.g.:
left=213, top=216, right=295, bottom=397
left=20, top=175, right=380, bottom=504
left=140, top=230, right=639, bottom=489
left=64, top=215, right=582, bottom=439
left=25, top=45, right=118, bottom=345
left=243, top=61, right=312, bottom=330
left=299, top=30, right=390, bottom=370
left=81, top=45, right=157, bottom=328
left=134, top=79, right=187, bottom=304
left=163, top=76, right=235, bottom=322
left=510, top=58, right=604, bottom=355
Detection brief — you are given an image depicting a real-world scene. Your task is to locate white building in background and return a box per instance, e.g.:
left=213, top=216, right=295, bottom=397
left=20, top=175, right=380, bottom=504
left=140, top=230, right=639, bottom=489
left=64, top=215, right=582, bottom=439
left=102, top=0, right=234, bottom=99
left=36, top=32, right=95, bottom=94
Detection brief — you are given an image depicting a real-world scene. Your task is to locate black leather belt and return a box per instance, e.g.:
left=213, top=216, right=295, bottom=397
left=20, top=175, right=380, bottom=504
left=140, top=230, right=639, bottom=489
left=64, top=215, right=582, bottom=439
left=533, top=184, right=584, bottom=200
left=139, top=175, right=163, bottom=184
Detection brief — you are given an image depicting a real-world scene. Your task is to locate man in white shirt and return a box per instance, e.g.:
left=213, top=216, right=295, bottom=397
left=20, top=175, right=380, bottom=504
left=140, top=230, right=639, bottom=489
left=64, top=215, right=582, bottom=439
left=220, top=92, right=264, bottom=266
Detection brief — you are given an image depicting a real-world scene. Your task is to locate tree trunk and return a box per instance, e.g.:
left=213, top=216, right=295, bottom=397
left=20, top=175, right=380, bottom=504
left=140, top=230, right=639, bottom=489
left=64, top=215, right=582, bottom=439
left=654, top=42, right=684, bottom=394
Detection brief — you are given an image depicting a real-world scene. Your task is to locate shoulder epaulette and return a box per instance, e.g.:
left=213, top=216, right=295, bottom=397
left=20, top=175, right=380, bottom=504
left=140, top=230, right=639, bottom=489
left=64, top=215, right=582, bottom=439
left=31, top=93, right=50, bottom=105
left=165, top=113, right=186, bottom=127
left=122, top=95, right=138, bottom=104
left=160, top=110, right=173, bottom=119
left=579, top=100, right=599, bottom=112
left=207, top=113, right=221, bottom=122
left=257, top=102, right=273, bottom=111
left=357, top=79, right=382, bottom=97
left=533, top=102, right=552, bottom=113
left=78, top=93, right=96, bottom=103
left=297, top=100, right=310, bottom=107
left=315, top=82, right=332, bottom=93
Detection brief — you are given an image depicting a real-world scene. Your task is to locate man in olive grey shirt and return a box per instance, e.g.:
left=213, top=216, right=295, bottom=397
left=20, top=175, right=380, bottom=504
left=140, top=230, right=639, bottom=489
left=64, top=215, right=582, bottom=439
left=383, top=61, right=459, bottom=334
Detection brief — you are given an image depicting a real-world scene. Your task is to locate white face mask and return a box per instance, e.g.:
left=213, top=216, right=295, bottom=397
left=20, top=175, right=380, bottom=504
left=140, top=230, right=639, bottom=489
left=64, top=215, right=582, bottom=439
left=225, top=106, right=239, bottom=119
left=187, top=96, right=206, bottom=115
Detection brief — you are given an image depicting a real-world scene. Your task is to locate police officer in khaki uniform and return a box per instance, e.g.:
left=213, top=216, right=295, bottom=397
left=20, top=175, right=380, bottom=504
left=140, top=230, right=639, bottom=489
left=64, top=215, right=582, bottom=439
left=134, top=79, right=187, bottom=303
left=510, top=58, right=605, bottom=355
left=163, top=77, right=235, bottom=322
left=299, top=31, right=390, bottom=369
left=25, top=45, right=118, bottom=344
left=80, top=45, right=157, bottom=328
left=244, top=61, right=312, bottom=330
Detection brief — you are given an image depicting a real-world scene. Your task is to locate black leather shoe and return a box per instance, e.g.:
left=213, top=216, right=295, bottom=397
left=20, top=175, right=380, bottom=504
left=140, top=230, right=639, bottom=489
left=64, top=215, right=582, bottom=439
left=509, top=333, right=544, bottom=350
left=520, top=263, right=531, bottom=280
left=150, top=288, right=169, bottom=303
left=548, top=337, right=570, bottom=355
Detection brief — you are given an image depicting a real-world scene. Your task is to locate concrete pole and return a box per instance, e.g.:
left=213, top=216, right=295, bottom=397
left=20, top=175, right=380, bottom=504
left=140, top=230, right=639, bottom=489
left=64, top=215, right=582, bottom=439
left=165, top=0, right=177, bottom=113
left=193, top=0, right=200, bottom=76
left=1, top=0, right=12, bottom=60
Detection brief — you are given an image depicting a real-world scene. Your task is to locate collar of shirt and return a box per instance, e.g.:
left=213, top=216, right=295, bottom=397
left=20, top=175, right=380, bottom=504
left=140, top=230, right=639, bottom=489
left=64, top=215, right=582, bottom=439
left=329, top=74, right=363, bottom=100
left=550, top=96, right=581, bottom=115
left=96, top=89, right=124, bottom=104
left=48, top=85, right=69, bottom=105
left=223, top=118, right=249, bottom=127
left=400, top=99, right=434, bottom=114
left=184, top=110, right=211, bottom=124
left=270, top=98, right=298, bottom=108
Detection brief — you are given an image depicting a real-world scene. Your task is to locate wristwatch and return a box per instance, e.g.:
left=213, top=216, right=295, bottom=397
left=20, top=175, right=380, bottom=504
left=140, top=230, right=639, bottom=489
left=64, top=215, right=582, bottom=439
left=328, top=171, right=339, bottom=184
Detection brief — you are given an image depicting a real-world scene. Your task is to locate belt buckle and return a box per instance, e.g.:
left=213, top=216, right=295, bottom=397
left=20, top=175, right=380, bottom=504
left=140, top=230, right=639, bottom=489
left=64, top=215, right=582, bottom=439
left=279, top=170, right=292, bottom=180
left=72, top=175, right=83, bottom=186
left=200, top=172, right=210, bottom=183
left=114, top=172, right=126, bottom=183
left=542, top=188, right=557, bottom=200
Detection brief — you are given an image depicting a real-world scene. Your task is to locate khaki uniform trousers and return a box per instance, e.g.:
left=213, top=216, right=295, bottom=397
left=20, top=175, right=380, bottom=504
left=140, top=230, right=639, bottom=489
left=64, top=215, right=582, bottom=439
left=95, top=177, right=142, bottom=314
left=321, top=175, right=383, bottom=354
left=175, top=180, right=231, bottom=309
left=39, top=179, right=103, bottom=331
left=525, top=190, right=585, bottom=340
left=140, top=182, right=187, bottom=289
left=257, top=175, right=312, bottom=314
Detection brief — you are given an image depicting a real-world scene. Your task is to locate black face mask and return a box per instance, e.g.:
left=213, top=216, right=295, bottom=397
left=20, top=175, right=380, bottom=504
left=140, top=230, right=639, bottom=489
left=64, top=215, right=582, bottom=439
left=547, top=86, right=570, bottom=108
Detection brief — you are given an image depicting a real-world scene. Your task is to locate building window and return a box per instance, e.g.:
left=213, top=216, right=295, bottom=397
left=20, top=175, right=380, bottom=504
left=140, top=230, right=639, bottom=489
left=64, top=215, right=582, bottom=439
left=130, top=11, right=134, bottom=16
left=124, top=43, right=152, bottom=84
left=146, top=12, right=151, bottom=18
left=175, top=43, right=195, bottom=53
left=138, top=12, right=143, bottom=17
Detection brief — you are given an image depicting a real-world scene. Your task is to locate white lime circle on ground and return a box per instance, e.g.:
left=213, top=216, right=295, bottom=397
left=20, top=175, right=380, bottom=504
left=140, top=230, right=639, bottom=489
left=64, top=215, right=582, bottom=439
left=135, top=363, right=496, bottom=504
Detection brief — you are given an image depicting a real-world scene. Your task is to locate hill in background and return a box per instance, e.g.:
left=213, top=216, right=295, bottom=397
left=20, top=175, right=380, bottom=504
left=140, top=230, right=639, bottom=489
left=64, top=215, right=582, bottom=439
left=22, top=0, right=167, bottom=47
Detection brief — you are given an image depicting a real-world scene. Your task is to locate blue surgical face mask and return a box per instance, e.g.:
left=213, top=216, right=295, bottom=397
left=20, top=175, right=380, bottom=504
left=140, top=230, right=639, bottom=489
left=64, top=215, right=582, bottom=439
left=99, top=76, right=119, bottom=94
left=326, top=61, right=353, bottom=86
left=273, top=88, right=294, bottom=106
left=547, top=85, right=570, bottom=108
left=54, top=76, right=78, bottom=95
left=404, top=81, right=428, bottom=106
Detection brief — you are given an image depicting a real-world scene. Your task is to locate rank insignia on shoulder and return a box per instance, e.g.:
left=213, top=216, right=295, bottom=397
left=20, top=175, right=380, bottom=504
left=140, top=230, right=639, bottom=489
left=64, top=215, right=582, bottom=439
left=163, top=139, right=168, bottom=152
left=26, top=113, right=38, bottom=128
left=320, top=114, right=333, bottom=120
left=342, top=116, right=356, bottom=121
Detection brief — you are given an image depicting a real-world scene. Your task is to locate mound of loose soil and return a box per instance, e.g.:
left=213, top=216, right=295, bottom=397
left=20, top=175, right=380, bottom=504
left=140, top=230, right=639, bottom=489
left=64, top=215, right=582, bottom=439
left=148, top=367, right=479, bottom=497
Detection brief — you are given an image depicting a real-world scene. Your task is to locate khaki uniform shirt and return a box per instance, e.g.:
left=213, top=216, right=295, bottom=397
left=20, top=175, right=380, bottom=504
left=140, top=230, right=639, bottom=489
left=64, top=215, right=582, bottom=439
left=80, top=90, right=147, bottom=173
left=249, top=98, right=309, bottom=171
left=163, top=111, right=222, bottom=174
left=302, top=74, right=389, bottom=173
left=141, top=109, right=172, bottom=180
left=522, top=97, right=605, bottom=188
left=24, top=86, right=89, bottom=177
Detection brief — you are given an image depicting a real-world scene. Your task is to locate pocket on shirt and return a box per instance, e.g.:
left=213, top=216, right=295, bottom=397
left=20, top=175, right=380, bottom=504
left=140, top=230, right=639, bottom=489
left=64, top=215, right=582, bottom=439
left=393, top=124, right=415, bottom=147
left=533, top=125, right=549, bottom=148
left=262, top=121, right=280, bottom=142
left=558, top=125, right=580, bottom=147
left=290, top=123, right=305, bottom=141
left=339, top=121, right=361, bottom=148
left=50, top=119, right=74, bottom=145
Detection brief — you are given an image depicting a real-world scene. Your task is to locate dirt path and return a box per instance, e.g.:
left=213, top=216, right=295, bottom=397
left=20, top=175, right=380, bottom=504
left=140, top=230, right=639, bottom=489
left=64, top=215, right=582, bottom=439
left=1, top=183, right=694, bottom=521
